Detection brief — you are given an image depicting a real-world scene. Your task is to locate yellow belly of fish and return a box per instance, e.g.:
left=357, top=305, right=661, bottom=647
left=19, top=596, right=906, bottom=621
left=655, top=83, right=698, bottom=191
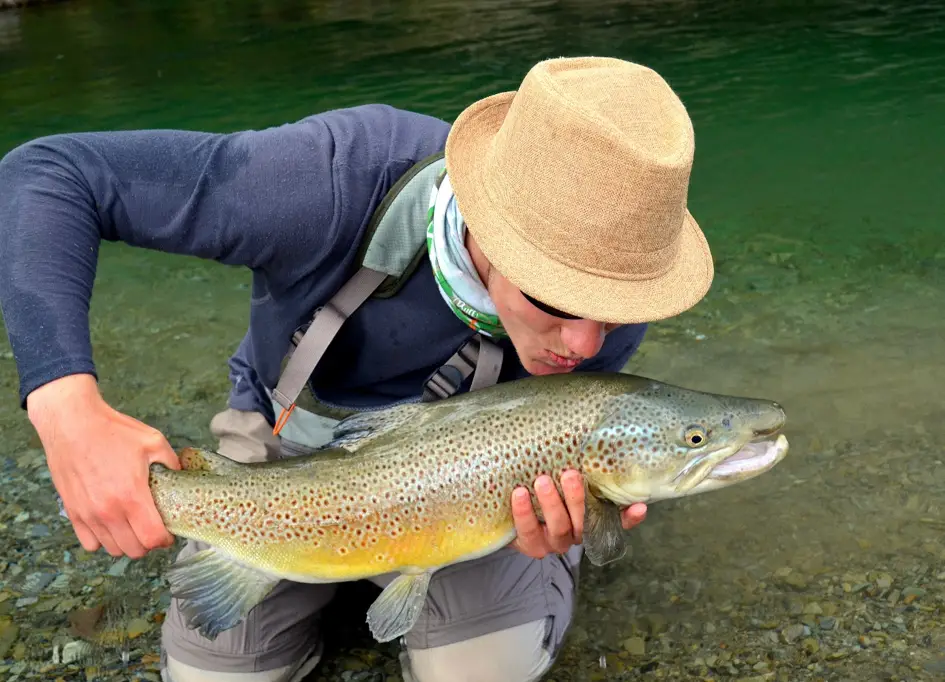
left=183, top=511, right=516, bottom=582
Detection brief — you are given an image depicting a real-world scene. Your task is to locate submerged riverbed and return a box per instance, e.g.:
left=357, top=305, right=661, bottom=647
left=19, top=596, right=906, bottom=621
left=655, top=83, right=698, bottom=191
left=1, top=0, right=943, bottom=680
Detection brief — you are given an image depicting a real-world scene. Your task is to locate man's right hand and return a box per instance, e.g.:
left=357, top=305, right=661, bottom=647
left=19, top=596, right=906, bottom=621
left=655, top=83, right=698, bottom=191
left=27, top=374, right=181, bottom=558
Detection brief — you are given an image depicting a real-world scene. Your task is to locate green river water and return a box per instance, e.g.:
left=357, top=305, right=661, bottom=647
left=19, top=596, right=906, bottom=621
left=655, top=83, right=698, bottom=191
left=1, top=1, right=944, bottom=680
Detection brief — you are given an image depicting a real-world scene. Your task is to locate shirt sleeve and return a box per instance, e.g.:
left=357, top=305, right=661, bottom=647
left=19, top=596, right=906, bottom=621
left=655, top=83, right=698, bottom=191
left=579, top=323, right=649, bottom=373
left=0, top=121, right=339, bottom=407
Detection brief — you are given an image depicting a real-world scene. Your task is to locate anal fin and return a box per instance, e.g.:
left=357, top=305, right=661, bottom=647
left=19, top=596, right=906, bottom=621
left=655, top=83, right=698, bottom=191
left=583, top=491, right=628, bottom=566
left=366, top=570, right=432, bottom=642
left=166, top=548, right=278, bottom=640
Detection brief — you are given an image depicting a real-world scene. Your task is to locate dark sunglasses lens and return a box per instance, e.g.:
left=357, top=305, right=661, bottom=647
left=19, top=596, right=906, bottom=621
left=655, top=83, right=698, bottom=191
left=522, top=292, right=582, bottom=320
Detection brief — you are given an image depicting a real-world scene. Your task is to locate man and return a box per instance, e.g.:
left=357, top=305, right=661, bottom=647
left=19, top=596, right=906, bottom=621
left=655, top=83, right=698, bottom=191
left=0, top=56, right=713, bottom=681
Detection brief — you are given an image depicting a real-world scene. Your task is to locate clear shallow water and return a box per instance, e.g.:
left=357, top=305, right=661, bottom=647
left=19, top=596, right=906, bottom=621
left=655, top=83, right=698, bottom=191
left=0, top=0, right=943, bottom=679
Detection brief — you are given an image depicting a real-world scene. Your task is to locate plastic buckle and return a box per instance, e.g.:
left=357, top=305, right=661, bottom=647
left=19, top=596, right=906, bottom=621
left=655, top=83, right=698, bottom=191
left=421, top=364, right=465, bottom=402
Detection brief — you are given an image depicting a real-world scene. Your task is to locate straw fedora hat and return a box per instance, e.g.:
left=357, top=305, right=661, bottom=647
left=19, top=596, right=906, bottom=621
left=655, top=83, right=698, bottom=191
left=444, top=56, right=714, bottom=324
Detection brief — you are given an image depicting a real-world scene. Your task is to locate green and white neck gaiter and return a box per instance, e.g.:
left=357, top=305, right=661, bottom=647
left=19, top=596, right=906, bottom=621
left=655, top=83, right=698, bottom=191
left=426, top=172, right=507, bottom=338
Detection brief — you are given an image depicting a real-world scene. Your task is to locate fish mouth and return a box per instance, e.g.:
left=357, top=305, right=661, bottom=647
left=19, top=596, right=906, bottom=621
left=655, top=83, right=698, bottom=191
left=707, top=433, right=789, bottom=480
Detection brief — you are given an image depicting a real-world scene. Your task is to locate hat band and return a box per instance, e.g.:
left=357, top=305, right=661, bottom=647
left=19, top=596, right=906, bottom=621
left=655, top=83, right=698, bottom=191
left=521, top=292, right=581, bottom=320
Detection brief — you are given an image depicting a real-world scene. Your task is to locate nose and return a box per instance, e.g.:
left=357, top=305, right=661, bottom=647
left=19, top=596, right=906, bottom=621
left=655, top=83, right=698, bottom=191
left=560, top=319, right=606, bottom=360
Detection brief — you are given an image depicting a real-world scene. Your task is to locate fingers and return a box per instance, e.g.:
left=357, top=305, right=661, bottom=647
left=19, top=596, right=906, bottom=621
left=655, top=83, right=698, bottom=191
left=31, top=387, right=177, bottom=561
left=139, top=437, right=179, bottom=547
left=559, top=470, right=585, bottom=543
left=621, top=502, right=648, bottom=530
left=510, top=487, right=545, bottom=559
left=128, top=483, right=176, bottom=550
left=534, top=476, right=573, bottom=554
left=81, top=482, right=149, bottom=558
left=143, top=430, right=182, bottom=472
left=92, top=516, right=147, bottom=558
left=510, top=470, right=588, bottom=559
left=70, top=516, right=101, bottom=554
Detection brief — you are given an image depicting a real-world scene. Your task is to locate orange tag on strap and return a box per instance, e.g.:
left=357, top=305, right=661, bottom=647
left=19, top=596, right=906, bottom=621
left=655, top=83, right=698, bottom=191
left=273, top=403, right=296, bottom=436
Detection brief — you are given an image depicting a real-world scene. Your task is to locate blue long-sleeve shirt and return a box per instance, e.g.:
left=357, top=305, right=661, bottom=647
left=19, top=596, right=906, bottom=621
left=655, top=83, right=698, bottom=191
left=0, top=104, right=647, bottom=423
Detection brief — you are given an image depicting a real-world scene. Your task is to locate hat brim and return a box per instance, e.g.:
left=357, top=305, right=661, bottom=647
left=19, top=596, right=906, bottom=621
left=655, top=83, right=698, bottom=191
left=445, top=92, right=715, bottom=325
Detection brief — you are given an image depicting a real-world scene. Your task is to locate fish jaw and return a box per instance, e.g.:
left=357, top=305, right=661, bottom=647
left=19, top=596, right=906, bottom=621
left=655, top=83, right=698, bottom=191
left=670, top=401, right=788, bottom=495
left=589, top=432, right=790, bottom=505
left=684, top=433, right=789, bottom=495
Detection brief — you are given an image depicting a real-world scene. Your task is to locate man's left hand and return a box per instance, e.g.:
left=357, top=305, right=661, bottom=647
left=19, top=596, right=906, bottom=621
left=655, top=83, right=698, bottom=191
left=510, top=469, right=647, bottom=559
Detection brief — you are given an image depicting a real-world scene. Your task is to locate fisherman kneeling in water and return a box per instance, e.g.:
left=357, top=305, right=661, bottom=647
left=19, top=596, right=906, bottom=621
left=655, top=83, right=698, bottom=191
left=0, top=57, right=714, bottom=681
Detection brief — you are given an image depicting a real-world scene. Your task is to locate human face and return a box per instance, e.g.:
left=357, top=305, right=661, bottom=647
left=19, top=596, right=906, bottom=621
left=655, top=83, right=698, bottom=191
left=464, top=229, right=621, bottom=375
left=486, top=269, right=620, bottom=375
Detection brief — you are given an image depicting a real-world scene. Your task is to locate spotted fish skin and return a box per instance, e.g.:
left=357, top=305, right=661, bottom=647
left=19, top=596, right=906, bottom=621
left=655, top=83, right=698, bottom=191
left=148, top=371, right=788, bottom=642
left=150, top=373, right=617, bottom=582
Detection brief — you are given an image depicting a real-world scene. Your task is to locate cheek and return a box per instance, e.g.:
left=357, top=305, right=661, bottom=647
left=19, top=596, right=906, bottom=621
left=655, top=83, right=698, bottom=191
left=487, top=275, right=559, bottom=349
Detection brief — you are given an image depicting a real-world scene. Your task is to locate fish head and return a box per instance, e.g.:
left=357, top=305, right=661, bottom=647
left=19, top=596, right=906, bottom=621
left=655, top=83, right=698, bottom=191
left=581, top=378, right=789, bottom=505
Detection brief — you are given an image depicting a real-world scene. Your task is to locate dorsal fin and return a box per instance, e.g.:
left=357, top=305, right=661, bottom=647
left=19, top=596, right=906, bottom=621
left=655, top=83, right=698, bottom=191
left=325, top=402, right=423, bottom=451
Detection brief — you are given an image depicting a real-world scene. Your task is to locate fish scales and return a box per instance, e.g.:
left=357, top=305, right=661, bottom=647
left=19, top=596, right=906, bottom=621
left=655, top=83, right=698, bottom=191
left=145, top=371, right=790, bottom=643
left=153, top=376, right=617, bottom=581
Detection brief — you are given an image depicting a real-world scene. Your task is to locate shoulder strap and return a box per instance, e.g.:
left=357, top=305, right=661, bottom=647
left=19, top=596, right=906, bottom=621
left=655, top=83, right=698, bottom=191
left=272, top=266, right=388, bottom=434
left=421, top=334, right=503, bottom=402
left=270, top=154, right=503, bottom=436
left=356, top=152, right=445, bottom=299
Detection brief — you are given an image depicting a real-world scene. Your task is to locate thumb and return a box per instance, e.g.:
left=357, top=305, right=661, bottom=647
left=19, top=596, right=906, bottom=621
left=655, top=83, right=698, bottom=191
left=148, top=443, right=182, bottom=471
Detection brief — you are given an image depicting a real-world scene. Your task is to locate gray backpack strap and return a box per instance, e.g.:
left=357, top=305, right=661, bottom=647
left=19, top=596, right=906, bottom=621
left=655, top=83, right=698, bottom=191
left=272, top=266, right=387, bottom=435
left=421, top=334, right=503, bottom=402
left=270, top=152, right=503, bottom=434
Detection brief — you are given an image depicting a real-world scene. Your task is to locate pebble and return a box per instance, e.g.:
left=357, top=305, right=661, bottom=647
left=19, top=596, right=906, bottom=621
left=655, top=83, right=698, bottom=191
left=126, top=617, right=153, bottom=639
left=21, top=571, right=56, bottom=595
left=107, top=557, right=131, bottom=577
left=802, top=637, right=820, bottom=654
left=49, top=573, right=71, bottom=593
left=622, top=636, right=646, bottom=656
left=61, top=639, right=92, bottom=664
left=0, top=620, right=19, bottom=658
left=803, top=601, right=823, bottom=615
left=780, top=624, right=807, bottom=643
left=782, top=574, right=809, bottom=590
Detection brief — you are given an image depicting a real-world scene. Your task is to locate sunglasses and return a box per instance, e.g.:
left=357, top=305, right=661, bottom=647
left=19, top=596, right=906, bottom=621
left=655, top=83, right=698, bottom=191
left=521, top=291, right=582, bottom=320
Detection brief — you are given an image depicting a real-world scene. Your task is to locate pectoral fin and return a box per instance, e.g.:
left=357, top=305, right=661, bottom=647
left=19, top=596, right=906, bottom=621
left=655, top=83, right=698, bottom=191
left=366, top=570, right=433, bottom=642
left=583, top=492, right=628, bottom=566
left=166, top=548, right=279, bottom=640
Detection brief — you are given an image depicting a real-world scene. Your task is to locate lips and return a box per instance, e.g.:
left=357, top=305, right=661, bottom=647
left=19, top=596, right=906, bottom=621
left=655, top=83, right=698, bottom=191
left=545, top=350, right=582, bottom=369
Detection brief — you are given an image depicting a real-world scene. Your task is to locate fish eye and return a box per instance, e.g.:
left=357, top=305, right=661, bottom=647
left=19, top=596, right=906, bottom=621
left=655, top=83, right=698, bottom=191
left=684, top=425, right=708, bottom=447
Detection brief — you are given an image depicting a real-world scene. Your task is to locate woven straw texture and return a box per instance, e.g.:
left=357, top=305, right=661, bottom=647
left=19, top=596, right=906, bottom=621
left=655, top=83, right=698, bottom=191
left=445, top=56, right=714, bottom=323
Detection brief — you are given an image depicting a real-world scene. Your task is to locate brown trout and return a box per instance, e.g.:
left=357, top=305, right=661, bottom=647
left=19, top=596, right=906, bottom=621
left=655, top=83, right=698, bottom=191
left=148, top=371, right=789, bottom=643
